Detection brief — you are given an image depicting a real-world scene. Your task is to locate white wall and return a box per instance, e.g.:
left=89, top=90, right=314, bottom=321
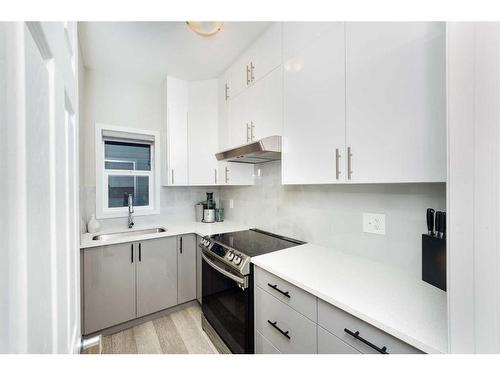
left=80, top=69, right=218, bottom=229
left=221, top=161, right=446, bottom=278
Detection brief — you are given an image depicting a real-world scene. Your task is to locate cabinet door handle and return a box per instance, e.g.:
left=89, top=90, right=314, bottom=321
left=250, top=121, right=255, bottom=141
left=224, top=83, right=229, bottom=101
left=347, top=147, right=353, bottom=180
left=171, top=169, right=175, bottom=185
left=138, top=243, right=142, bottom=262
left=180, top=236, right=183, bottom=254
left=267, top=283, right=290, bottom=298
left=335, top=148, right=341, bottom=180
left=250, top=62, right=255, bottom=82
left=214, top=168, right=217, bottom=184
left=267, top=320, right=290, bottom=340
left=344, top=328, right=388, bottom=354
left=246, top=64, right=251, bottom=85
left=225, top=166, right=229, bottom=183
left=246, top=123, right=250, bottom=143
left=131, top=243, right=134, bottom=263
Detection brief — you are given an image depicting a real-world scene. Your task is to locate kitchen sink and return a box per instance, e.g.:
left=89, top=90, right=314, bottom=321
left=92, top=227, right=167, bottom=241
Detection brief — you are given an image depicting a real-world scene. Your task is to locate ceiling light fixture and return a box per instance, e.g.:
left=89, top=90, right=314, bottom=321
left=186, top=21, right=224, bottom=37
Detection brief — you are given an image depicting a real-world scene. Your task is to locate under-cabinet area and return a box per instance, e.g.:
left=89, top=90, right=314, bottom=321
left=5, top=16, right=499, bottom=358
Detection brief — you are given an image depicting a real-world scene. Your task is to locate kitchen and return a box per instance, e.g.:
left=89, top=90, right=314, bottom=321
left=1, top=3, right=500, bottom=368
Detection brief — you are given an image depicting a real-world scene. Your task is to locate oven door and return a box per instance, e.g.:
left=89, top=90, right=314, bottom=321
left=201, top=251, right=253, bottom=354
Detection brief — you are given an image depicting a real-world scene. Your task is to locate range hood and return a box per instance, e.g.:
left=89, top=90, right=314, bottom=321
left=215, top=135, right=281, bottom=164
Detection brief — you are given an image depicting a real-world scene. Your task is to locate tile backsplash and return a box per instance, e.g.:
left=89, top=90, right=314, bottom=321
left=220, top=161, right=446, bottom=278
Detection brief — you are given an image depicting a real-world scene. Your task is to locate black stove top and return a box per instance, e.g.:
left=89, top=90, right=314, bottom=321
left=211, top=229, right=304, bottom=257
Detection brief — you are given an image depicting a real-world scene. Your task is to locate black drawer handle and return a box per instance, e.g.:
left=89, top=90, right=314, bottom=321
left=344, top=328, right=388, bottom=354
left=131, top=244, right=134, bottom=263
left=267, top=283, right=290, bottom=298
left=267, top=320, right=291, bottom=340
left=139, top=243, right=142, bottom=262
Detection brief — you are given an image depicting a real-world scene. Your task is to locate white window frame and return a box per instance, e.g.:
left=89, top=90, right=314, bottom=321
left=95, top=123, right=160, bottom=219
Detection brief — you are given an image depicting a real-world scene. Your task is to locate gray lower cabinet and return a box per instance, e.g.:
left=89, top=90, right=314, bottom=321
left=83, top=236, right=180, bottom=335
left=136, top=237, right=178, bottom=317
left=177, top=234, right=197, bottom=304
left=83, top=242, right=137, bottom=334
left=318, top=326, right=360, bottom=354
left=196, top=235, right=202, bottom=303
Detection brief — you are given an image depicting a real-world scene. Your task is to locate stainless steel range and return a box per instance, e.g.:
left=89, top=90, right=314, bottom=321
left=199, top=229, right=304, bottom=354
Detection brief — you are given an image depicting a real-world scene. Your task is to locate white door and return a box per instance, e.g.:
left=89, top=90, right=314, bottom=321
left=187, top=79, right=219, bottom=185
left=218, top=72, right=230, bottom=151
left=282, top=22, right=346, bottom=184
left=228, top=86, right=251, bottom=147
left=226, top=52, right=250, bottom=100
left=165, top=76, right=189, bottom=185
left=249, top=22, right=282, bottom=83
left=0, top=22, right=80, bottom=353
left=345, top=22, right=446, bottom=183
left=249, top=66, right=283, bottom=141
left=218, top=162, right=255, bottom=186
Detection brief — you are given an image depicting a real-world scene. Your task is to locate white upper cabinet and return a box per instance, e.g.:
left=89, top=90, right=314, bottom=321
left=217, top=161, right=255, bottom=186
left=282, top=22, right=346, bottom=184
left=162, top=76, right=189, bottom=186
left=248, top=66, right=283, bottom=140
left=248, top=22, right=282, bottom=83
left=224, top=22, right=282, bottom=102
left=187, top=80, right=219, bottom=185
left=345, top=22, right=446, bottom=183
left=218, top=71, right=231, bottom=151
left=228, top=85, right=251, bottom=147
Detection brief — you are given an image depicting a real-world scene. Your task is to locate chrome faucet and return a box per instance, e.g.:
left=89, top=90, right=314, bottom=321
left=127, top=193, right=134, bottom=229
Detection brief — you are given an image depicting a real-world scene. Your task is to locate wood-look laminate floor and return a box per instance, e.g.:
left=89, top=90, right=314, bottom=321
left=100, top=302, right=219, bottom=354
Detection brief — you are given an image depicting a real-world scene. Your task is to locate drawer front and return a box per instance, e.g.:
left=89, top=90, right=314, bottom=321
left=318, top=326, right=360, bottom=354
left=255, top=286, right=317, bottom=353
left=256, top=330, right=281, bottom=354
left=318, top=299, right=423, bottom=354
left=255, top=266, right=317, bottom=322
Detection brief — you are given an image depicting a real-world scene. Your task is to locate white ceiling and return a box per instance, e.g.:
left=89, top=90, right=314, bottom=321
left=78, top=22, right=272, bottom=84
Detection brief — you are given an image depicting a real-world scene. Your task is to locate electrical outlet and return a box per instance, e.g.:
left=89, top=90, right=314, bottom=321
left=363, top=213, right=386, bottom=235
left=229, top=199, right=234, bottom=209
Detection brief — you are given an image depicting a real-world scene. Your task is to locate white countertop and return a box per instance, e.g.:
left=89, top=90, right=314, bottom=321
left=80, top=220, right=250, bottom=249
left=251, top=243, right=448, bottom=354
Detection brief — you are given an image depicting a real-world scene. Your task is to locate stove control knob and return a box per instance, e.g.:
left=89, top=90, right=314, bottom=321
left=227, top=252, right=235, bottom=261
left=233, top=255, right=242, bottom=265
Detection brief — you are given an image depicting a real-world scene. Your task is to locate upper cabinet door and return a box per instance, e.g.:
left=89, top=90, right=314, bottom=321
left=345, top=23, right=446, bottom=183
left=218, top=73, right=230, bottom=151
left=188, top=80, right=219, bottom=185
left=164, top=76, right=189, bottom=185
left=249, top=22, right=282, bottom=83
left=228, top=87, right=251, bottom=147
left=249, top=66, right=283, bottom=141
left=136, top=237, right=178, bottom=317
left=282, top=22, right=346, bottom=185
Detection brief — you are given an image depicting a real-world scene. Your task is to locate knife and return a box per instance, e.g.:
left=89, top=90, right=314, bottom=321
left=426, top=208, right=435, bottom=236
left=435, top=211, right=443, bottom=238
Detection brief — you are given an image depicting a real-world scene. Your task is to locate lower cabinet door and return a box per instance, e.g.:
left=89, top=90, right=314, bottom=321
left=255, top=286, right=317, bottom=353
left=318, top=326, right=360, bottom=354
left=136, top=237, right=178, bottom=317
left=177, top=234, right=197, bottom=304
left=83, top=243, right=136, bottom=334
left=256, top=330, right=281, bottom=354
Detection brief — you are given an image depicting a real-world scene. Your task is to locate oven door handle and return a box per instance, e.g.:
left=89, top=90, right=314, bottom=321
left=201, top=251, right=248, bottom=289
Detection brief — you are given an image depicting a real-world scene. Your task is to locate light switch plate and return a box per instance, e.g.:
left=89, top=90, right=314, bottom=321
left=229, top=199, right=234, bottom=209
left=363, top=213, right=386, bottom=235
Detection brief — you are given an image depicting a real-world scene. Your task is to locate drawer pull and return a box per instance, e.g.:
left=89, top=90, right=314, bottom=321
left=267, top=283, right=291, bottom=298
left=267, top=320, right=290, bottom=340
left=344, top=328, right=388, bottom=354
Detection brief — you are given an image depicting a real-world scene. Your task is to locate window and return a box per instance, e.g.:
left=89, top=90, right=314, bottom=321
left=95, top=124, right=160, bottom=219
